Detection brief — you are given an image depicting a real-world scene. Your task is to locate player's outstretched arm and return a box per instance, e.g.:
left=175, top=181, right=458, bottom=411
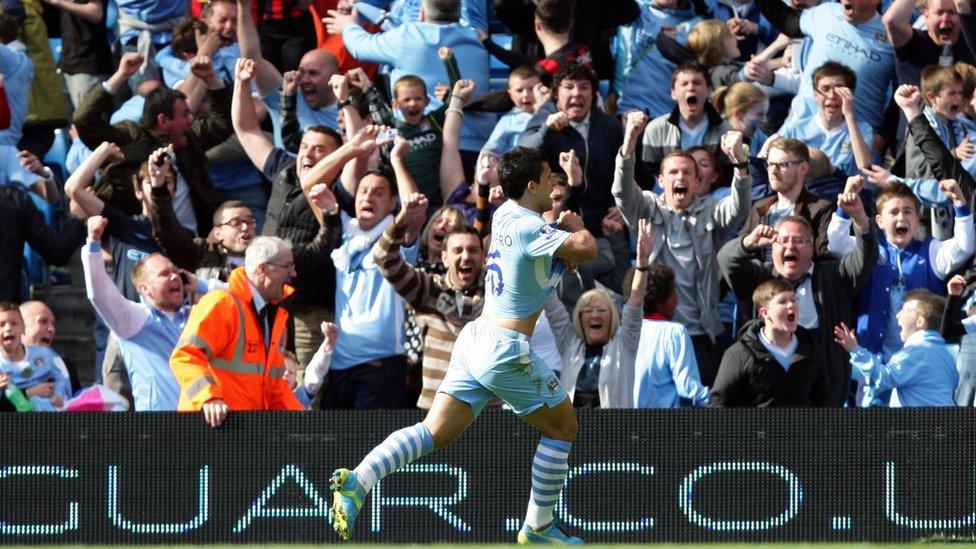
left=553, top=210, right=598, bottom=263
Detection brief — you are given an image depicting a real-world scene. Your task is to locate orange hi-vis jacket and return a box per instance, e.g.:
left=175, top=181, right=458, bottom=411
left=170, top=267, right=303, bottom=411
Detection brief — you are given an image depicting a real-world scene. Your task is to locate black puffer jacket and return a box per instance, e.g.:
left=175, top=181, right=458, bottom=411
left=709, top=319, right=831, bottom=408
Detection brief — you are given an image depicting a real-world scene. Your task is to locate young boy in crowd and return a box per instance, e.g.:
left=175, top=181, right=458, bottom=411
left=361, top=49, right=460, bottom=210
left=767, top=61, right=873, bottom=176
left=828, top=181, right=974, bottom=363
left=481, top=65, right=543, bottom=158
left=834, top=290, right=958, bottom=406
left=0, top=302, right=71, bottom=411
left=901, top=65, right=976, bottom=239
left=709, top=278, right=831, bottom=407
left=632, top=262, right=710, bottom=408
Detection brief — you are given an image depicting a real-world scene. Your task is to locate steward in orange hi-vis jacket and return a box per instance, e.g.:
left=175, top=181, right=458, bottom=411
left=170, top=267, right=303, bottom=411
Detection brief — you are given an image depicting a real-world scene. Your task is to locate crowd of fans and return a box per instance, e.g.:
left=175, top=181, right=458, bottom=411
left=3, top=0, right=976, bottom=413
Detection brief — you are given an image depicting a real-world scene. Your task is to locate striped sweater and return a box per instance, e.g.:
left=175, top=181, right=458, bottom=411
left=373, top=221, right=485, bottom=409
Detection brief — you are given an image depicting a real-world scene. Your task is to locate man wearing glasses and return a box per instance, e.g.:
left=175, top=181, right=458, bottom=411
left=718, top=191, right=878, bottom=406
left=741, top=138, right=833, bottom=260
left=149, top=190, right=257, bottom=282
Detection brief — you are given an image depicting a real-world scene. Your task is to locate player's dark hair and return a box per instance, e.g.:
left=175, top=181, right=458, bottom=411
left=498, top=147, right=547, bottom=201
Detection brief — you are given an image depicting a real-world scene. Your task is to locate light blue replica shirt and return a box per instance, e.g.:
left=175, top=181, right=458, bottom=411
left=484, top=200, right=571, bottom=320
left=613, top=0, right=701, bottom=117
left=117, top=0, right=187, bottom=43
left=331, top=215, right=419, bottom=370
left=778, top=113, right=874, bottom=176
left=481, top=109, right=533, bottom=157
left=795, top=3, right=895, bottom=130
left=0, top=345, right=71, bottom=411
left=0, top=41, right=33, bottom=147
left=633, top=318, right=709, bottom=407
left=82, top=240, right=208, bottom=411
left=341, top=19, right=495, bottom=151
left=849, top=329, right=959, bottom=406
left=156, top=43, right=240, bottom=88
left=382, top=0, right=489, bottom=33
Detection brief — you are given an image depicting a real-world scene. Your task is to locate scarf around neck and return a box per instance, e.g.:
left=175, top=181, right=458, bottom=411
left=331, top=214, right=394, bottom=272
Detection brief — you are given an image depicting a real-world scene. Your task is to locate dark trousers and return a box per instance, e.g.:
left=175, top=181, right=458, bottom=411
left=691, top=334, right=722, bottom=388
left=259, top=15, right=316, bottom=72
left=318, top=355, right=410, bottom=409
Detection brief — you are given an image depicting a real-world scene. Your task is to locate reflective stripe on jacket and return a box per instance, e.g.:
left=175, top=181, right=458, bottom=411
left=170, top=267, right=303, bottom=411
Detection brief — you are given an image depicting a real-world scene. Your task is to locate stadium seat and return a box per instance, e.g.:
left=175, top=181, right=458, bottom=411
left=43, top=127, right=71, bottom=184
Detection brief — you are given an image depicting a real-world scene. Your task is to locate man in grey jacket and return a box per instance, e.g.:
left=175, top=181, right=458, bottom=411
left=612, top=110, right=750, bottom=386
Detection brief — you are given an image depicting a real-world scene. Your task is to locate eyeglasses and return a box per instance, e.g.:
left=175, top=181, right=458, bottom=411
left=219, top=217, right=256, bottom=229
left=266, top=260, right=296, bottom=271
left=815, top=84, right=842, bottom=96
left=766, top=160, right=805, bottom=171
left=774, top=235, right=812, bottom=246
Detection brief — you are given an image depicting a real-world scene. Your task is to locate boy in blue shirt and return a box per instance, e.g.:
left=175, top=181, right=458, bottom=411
left=828, top=181, right=974, bottom=363
left=0, top=302, right=71, bottom=411
left=834, top=289, right=959, bottom=406
left=328, top=147, right=598, bottom=544
left=481, top=65, right=542, bottom=158
left=770, top=62, right=873, bottom=176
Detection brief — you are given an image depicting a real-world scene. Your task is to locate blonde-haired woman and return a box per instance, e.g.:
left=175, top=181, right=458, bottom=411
left=712, top=81, right=769, bottom=154
left=687, top=19, right=748, bottom=89
left=544, top=219, right=652, bottom=408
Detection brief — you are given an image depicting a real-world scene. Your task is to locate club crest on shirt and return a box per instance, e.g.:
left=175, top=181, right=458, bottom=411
left=547, top=376, right=560, bottom=395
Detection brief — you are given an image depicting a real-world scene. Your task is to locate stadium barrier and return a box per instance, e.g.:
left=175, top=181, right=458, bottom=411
left=1, top=408, right=974, bottom=543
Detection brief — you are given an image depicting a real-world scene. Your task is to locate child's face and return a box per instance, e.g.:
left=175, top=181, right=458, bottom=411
left=0, top=310, right=25, bottom=356
left=760, top=291, right=798, bottom=334
left=876, top=196, right=919, bottom=249
left=393, top=84, right=429, bottom=125
left=928, top=81, right=965, bottom=120
left=896, top=299, right=924, bottom=342
left=813, top=75, right=847, bottom=118
left=507, top=75, right=540, bottom=111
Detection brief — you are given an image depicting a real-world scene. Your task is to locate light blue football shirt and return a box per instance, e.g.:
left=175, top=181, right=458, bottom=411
left=796, top=3, right=895, bottom=130
left=484, top=200, right=571, bottom=320
left=779, top=114, right=874, bottom=176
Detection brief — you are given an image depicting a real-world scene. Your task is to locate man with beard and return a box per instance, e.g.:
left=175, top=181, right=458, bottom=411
left=883, top=0, right=975, bottom=86
left=719, top=192, right=878, bottom=406
left=739, top=138, right=833, bottom=259
left=640, top=62, right=731, bottom=180
left=613, top=111, right=752, bottom=386
left=374, top=208, right=485, bottom=409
